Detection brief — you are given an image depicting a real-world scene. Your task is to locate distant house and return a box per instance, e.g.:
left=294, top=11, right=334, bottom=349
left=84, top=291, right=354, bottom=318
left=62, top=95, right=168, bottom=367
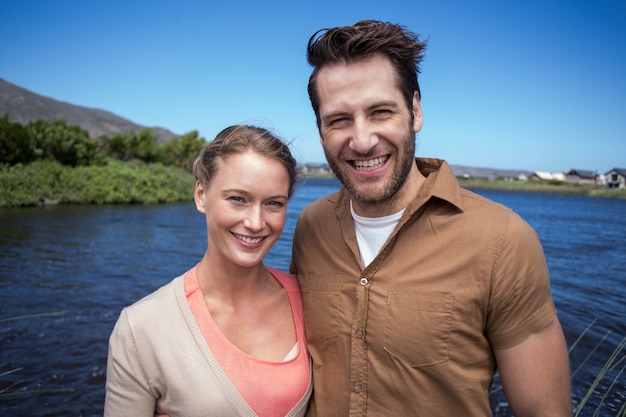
left=297, top=162, right=330, bottom=174
left=529, top=171, right=566, bottom=182
left=564, top=169, right=599, bottom=184
left=451, top=165, right=529, bottom=181
left=604, top=168, right=626, bottom=189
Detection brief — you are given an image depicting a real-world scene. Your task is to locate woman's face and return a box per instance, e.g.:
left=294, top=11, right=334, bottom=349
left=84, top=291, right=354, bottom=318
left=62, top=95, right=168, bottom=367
left=194, top=149, right=290, bottom=269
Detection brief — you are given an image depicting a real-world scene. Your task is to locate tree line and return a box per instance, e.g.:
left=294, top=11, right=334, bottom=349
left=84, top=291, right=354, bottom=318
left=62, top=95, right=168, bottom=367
left=0, top=114, right=208, bottom=207
left=0, top=113, right=206, bottom=171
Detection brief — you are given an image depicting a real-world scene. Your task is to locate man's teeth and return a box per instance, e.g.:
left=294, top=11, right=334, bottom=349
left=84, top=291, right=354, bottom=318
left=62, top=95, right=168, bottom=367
left=353, top=156, right=387, bottom=170
left=235, top=234, right=263, bottom=244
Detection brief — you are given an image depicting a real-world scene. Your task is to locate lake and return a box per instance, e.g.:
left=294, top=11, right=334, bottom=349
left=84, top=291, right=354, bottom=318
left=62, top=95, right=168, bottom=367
left=1, top=177, right=625, bottom=416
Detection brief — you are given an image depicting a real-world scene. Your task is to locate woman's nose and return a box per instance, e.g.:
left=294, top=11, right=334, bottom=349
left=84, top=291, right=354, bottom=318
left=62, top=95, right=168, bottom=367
left=243, top=206, right=264, bottom=230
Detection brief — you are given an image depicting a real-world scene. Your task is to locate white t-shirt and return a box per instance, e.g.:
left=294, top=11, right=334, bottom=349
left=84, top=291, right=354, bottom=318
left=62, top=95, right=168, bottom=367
left=350, top=200, right=404, bottom=267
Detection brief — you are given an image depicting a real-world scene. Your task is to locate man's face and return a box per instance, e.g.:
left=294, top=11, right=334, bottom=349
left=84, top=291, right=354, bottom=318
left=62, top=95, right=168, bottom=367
left=316, top=55, right=423, bottom=214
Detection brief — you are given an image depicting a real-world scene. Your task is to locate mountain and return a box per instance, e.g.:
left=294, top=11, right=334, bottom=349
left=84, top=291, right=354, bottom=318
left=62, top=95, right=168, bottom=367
left=0, top=78, right=177, bottom=144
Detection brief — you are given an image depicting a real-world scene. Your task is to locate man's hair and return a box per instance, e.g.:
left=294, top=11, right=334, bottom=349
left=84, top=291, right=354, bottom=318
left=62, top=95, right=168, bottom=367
left=192, top=124, right=298, bottom=198
left=307, top=20, right=427, bottom=128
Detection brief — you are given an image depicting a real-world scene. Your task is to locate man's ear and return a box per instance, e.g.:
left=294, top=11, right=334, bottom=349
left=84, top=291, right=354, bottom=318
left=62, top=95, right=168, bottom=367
left=194, top=181, right=207, bottom=213
left=412, top=91, right=423, bottom=133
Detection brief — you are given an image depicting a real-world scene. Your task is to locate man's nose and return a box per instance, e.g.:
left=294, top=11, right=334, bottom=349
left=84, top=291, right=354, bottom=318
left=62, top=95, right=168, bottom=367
left=349, top=119, right=378, bottom=154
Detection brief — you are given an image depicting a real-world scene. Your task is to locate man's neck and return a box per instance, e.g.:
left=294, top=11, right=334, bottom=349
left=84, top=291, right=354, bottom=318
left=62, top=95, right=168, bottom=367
left=351, top=162, right=426, bottom=217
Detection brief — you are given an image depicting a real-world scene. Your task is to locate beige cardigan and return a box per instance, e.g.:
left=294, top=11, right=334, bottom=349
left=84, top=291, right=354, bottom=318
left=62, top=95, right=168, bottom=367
left=104, top=272, right=312, bottom=417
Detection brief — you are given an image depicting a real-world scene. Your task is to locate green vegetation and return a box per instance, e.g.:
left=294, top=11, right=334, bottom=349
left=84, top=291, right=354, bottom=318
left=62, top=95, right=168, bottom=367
left=2, top=114, right=624, bottom=206
left=302, top=172, right=626, bottom=199
left=459, top=178, right=626, bottom=199
left=1, top=115, right=105, bottom=167
left=488, top=319, right=625, bottom=416
left=0, top=114, right=206, bottom=207
left=569, top=320, right=626, bottom=416
left=0, top=160, right=195, bottom=206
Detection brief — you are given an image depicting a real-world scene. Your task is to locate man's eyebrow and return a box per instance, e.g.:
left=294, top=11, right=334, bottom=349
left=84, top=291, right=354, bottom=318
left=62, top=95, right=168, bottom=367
left=367, top=99, right=400, bottom=110
left=321, top=110, right=349, bottom=120
left=322, top=100, right=400, bottom=119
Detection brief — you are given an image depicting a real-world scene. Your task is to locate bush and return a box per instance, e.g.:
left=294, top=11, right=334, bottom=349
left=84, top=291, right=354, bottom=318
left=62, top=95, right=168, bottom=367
left=0, top=160, right=195, bottom=207
left=160, top=130, right=207, bottom=170
left=104, top=130, right=162, bottom=163
left=0, top=114, right=35, bottom=165
left=26, top=120, right=104, bottom=166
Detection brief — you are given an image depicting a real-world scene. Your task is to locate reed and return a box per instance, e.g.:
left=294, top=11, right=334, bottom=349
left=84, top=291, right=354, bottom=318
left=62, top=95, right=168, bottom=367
left=483, top=318, right=624, bottom=416
left=572, top=331, right=626, bottom=417
left=459, top=178, right=626, bottom=199
left=1, top=315, right=624, bottom=415
left=0, top=311, right=74, bottom=399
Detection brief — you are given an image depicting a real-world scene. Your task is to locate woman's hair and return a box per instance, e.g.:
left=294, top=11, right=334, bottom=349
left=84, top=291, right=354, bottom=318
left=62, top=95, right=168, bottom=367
left=192, top=124, right=298, bottom=198
left=306, top=20, right=428, bottom=128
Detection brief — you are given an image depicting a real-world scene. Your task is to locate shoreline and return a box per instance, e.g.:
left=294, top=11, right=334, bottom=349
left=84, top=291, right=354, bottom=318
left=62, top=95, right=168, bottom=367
left=457, top=178, right=626, bottom=199
left=1, top=166, right=624, bottom=209
left=301, top=172, right=626, bottom=199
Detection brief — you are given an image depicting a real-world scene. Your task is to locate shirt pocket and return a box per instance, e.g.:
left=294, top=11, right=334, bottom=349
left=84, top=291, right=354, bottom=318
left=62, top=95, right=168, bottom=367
left=383, top=289, right=455, bottom=367
left=300, top=274, right=342, bottom=344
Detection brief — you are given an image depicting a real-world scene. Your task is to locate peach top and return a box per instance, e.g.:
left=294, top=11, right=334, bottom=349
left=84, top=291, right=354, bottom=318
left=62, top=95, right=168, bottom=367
left=185, top=265, right=310, bottom=417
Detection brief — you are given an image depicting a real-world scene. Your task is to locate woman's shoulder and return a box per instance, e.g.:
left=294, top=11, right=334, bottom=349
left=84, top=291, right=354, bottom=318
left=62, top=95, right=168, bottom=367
left=265, top=266, right=299, bottom=291
left=121, top=275, right=185, bottom=321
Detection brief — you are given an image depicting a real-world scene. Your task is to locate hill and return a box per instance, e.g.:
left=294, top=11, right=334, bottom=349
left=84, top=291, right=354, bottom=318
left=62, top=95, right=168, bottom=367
left=0, top=78, right=177, bottom=144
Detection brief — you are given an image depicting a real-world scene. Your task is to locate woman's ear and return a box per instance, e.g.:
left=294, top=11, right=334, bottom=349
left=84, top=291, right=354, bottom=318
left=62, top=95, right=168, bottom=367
left=194, top=181, right=207, bottom=213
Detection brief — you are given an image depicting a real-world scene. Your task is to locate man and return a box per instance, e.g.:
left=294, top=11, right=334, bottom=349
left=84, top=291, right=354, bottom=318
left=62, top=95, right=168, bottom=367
left=290, top=20, right=571, bottom=416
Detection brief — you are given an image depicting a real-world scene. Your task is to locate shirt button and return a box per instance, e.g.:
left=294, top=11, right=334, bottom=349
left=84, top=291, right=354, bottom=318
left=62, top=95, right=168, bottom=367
left=355, top=329, right=364, bottom=338
left=354, top=383, right=362, bottom=393
left=359, top=278, right=368, bottom=286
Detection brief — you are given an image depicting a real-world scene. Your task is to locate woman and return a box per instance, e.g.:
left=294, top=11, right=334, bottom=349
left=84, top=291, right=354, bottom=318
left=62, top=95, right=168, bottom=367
left=104, top=125, right=311, bottom=417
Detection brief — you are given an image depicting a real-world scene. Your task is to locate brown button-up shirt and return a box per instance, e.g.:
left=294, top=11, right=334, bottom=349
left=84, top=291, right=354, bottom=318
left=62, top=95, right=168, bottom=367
left=291, top=159, right=556, bottom=416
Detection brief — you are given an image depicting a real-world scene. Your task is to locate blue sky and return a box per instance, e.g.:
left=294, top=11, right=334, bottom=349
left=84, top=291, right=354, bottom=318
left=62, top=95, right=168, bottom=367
left=2, top=0, right=625, bottom=174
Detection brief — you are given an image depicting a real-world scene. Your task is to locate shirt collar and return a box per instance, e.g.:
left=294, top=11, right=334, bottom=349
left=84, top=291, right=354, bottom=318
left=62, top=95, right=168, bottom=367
left=413, top=158, right=464, bottom=212
left=332, top=158, right=464, bottom=218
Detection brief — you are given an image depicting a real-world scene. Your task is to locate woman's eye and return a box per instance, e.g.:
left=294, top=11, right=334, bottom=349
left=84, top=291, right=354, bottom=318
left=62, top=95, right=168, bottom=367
left=268, top=200, right=285, bottom=208
left=228, top=196, right=244, bottom=203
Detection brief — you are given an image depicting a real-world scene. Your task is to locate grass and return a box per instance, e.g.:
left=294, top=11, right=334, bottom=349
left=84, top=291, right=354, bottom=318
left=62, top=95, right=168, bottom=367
left=2, top=165, right=624, bottom=208
left=298, top=173, right=626, bottom=199
left=458, top=178, right=626, bottom=199
left=0, top=311, right=76, bottom=400
left=491, top=318, right=625, bottom=416
left=569, top=319, right=626, bottom=417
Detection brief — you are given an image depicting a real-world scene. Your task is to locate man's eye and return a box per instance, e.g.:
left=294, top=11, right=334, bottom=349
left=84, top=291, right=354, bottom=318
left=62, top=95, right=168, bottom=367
left=373, top=109, right=392, bottom=118
left=329, top=117, right=348, bottom=126
left=228, top=196, right=244, bottom=203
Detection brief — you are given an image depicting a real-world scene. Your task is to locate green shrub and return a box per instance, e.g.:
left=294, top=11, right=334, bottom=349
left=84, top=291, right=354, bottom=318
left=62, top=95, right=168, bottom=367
left=0, top=159, right=195, bottom=207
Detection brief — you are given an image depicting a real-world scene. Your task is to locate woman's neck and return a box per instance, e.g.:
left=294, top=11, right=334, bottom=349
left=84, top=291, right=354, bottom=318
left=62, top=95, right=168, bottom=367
left=196, top=255, right=277, bottom=307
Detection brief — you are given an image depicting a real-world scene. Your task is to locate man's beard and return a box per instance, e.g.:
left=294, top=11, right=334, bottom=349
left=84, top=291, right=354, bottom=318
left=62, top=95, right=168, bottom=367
left=323, top=126, right=416, bottom=207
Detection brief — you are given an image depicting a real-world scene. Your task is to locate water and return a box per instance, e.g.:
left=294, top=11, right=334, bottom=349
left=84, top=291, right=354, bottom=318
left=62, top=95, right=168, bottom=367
left=1, top=178, right=624, bottom=416
left=474, top=189, right=626, bottom=416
